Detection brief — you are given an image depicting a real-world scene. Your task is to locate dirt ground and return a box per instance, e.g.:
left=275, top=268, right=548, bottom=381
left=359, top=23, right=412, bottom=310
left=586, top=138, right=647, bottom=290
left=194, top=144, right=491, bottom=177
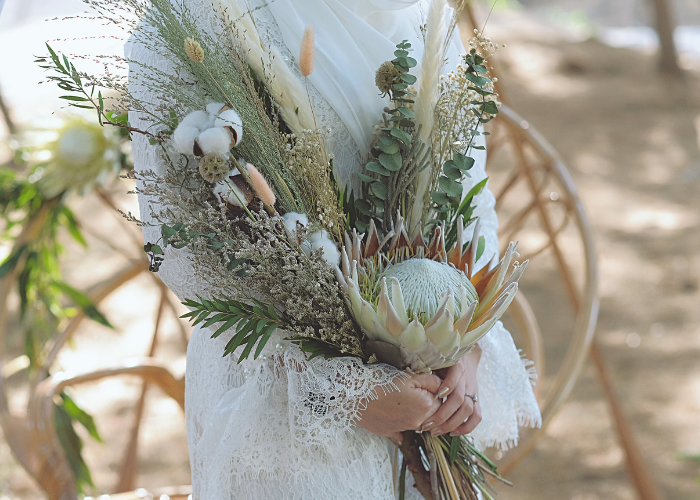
left=2, top=10, right=700, bottom=500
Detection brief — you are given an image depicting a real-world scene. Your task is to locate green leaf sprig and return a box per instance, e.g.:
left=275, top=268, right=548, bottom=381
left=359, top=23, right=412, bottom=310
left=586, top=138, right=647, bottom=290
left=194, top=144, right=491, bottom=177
left=356, top=40, right=430, bottom=234
left=34, top=44, right=159, bottom=141
left=430, top=47, right=500, bottom=249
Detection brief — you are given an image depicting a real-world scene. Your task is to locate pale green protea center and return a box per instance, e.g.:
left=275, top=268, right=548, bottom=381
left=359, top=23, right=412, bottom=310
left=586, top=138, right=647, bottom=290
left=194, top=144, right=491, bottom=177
left=379, top=258, right=478, bottom=320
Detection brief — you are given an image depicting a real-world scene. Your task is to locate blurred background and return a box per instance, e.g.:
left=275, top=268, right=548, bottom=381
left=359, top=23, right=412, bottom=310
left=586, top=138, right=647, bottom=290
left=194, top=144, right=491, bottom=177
left=0, top=0, right=698, bottom=499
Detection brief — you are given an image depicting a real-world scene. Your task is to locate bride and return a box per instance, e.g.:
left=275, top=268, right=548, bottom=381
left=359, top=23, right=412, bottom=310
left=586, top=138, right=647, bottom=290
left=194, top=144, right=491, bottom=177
left=128, top=0, right=541, bottom=498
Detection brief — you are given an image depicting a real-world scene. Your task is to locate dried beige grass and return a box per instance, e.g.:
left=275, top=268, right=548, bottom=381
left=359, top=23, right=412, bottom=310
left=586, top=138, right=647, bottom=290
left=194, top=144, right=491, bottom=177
left=246, top=163, right=276, bottom=206
left=184, top=37, right=204, bottom=63
left=299, top=26, right=315, bottom=77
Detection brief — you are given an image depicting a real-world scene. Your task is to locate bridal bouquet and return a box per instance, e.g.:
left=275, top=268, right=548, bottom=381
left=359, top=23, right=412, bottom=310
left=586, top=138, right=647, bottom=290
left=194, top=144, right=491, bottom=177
left=40, top=0, right=526, bottom=497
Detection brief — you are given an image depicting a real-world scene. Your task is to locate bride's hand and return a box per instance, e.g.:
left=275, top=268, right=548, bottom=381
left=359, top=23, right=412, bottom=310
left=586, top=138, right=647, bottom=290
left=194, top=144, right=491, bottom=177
left=357, top=372, right=442, bottom=444
left=424, top=345, right=482, bottom=437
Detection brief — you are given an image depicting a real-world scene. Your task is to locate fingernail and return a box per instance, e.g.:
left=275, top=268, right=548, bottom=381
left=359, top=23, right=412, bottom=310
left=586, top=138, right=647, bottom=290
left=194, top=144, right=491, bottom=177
left=449, top=431, right=460, bottom=437
left=421, top=421, right=434, bottom=432
left=437, top=387, right=449, bottom=399
left=431, top=428, right=444, bottom=437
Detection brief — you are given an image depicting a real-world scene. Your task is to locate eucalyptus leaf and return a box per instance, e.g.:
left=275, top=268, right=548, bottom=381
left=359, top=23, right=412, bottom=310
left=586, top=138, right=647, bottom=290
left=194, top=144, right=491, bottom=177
left=442, top=161, right=462, bottom=180
left=453, top=153, right=475, bottom=171
left=390, top=128, right=412, bottom=145
left=438, top=177, right=463, bottom=198
left=378, top=153, right=402, bottom=172
left=365, top=161, right=391, bottom=176
left=377, top=141, right=400, bottom=155
left=371, top=181, right=387, bottom=200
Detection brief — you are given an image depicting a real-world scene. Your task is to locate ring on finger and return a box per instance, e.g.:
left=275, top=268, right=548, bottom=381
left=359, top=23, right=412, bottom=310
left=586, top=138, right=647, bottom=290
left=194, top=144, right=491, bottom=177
left=465, top=393, right=479, bottom=404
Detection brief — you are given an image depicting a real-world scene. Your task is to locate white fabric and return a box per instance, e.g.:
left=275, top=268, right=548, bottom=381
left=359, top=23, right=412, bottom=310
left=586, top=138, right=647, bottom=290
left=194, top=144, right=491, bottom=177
left=127, top=1, right=541, bottom=498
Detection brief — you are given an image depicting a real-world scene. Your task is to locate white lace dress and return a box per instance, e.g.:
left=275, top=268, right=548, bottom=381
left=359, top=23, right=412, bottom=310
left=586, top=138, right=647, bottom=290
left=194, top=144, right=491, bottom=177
left=128, top=1, right=541, bottom=498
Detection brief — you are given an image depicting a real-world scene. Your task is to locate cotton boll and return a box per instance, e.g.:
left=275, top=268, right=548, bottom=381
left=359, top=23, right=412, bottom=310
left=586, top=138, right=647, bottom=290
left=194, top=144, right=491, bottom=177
left=180, top=110, right=210, bottom=130
left=197, top=127, right=233, bottom=155
left=206, top=102, right=227, bottom=120
left=308, top=229, right=329, bottom=243
left=214, top=109, right=243, bottom=145
left=310, top=233, right=340, bottom=266
left=282, top=212, right=309, bottom=233
left=213, top=176, right=247, bottom=207
left=172, top=125, right=200, bottom=155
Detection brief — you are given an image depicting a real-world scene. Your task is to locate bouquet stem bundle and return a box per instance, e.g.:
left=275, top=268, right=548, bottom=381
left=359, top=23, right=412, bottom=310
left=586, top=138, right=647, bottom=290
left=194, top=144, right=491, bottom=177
left=400, top=432, right=510, bottom=500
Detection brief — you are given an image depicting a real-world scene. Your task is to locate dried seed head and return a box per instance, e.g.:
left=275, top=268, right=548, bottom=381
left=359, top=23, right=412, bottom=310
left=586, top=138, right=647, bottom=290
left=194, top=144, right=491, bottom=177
left=375, top=61, right=401, bottom=95
left=199, top=154, right=229, bottom=183
left=299, top=26, right=314, bottom=77
left=184, top=37, right=204, bottom=63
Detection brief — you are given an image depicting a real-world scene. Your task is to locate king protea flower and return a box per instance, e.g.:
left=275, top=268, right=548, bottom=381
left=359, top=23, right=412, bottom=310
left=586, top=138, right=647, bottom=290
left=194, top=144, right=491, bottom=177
left=337, top=214, right=527, bottom=373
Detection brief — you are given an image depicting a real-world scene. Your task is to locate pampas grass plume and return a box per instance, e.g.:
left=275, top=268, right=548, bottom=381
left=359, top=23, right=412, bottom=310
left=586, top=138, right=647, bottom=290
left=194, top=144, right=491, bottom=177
left=299, top=27, right=314, bottom=77
left=246, top=163, right=276, bottom=206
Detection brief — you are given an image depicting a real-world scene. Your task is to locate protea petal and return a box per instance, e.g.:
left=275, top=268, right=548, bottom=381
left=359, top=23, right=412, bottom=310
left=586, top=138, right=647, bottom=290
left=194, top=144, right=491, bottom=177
left=410, top=223, right=426, bottom=253
left=461, top=284, right=517, bottom=347
left=341, top=247, right=351, bottom=279
left=470, top=283, right=518, bottom=332
left=351, top=260, right=359, bottom=285
left=398, top=318, right=428, bottom=351
left=465, top=219, right=481, bottom=277
left=424, top=299, right=455, bottom=348
left=454, top=301, right=476, bottom=337
left=352, top=229, right=361, bottom=262
left=335, top=267, right=347, bottom=288
left=378, top=279, right=406, bottom=338
left=390, top=277, right=409, bottom=326
left=414, top=342, right=447, bottom=368
left=480, top=242, right=518, bottom=307
left=359, top=301, right=396, bottom=344
left=424, top=289, right=453, bottom=330
left=345, top=278, right=364, bottom=319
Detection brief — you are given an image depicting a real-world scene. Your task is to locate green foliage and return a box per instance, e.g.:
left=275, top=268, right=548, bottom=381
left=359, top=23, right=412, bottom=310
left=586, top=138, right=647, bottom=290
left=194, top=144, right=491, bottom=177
left=290, top=337, right=345, bottom=360
left=357, top=41, right=430, bottom=234
left=181, top=295, right=350, bottom=362
left=0, top=170, right=113, bottom=362
left=430, top=48, right=499, bottom=245
left=181, top=295, right=283, bottom=360
left=34, top=45, right=153, bottom=143
left=144, top=222, right=250, bottom=273
left=54, top=393, right=103, bottom=494
left=1, top=148, right=121, bottom=491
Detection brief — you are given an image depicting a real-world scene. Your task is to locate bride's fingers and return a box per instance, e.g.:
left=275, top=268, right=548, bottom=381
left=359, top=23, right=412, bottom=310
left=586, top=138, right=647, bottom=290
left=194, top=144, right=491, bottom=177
left=421, top=389, right=465, bottom=433
left=410, top=372, right=443, bottom=395
left=448, top=403, right=482, bottom=436
left=431, top=398, right=474, bottom=436
left=435, top=362, right=466, bottom=399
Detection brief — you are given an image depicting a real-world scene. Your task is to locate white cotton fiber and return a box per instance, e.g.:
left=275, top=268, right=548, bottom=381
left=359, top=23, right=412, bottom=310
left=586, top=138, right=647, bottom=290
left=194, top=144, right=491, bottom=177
left=206, top=102, right=226, bottom=118
left=197, top=127, right=233, bottom=155
left=172, top=124, right=200, bottom=155
left=214, top=109, right=242, bottom=128
left=310, top=233, right=340, bottom=267
left=282, top=212, right=309, bottom=233
left=180, top=110, right=210, bottom=130
left=214, top=109, right=244, bottom=145
left=213, top=177, right=246, bottom=207
left=308, top=229, right=329, bottom=243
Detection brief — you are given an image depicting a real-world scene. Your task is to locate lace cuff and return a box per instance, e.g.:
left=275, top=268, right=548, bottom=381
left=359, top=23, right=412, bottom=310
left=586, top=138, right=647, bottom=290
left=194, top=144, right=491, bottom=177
left=472, top=321, right=541, bottom=451
left=282, top=346, right=400, bottom=445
